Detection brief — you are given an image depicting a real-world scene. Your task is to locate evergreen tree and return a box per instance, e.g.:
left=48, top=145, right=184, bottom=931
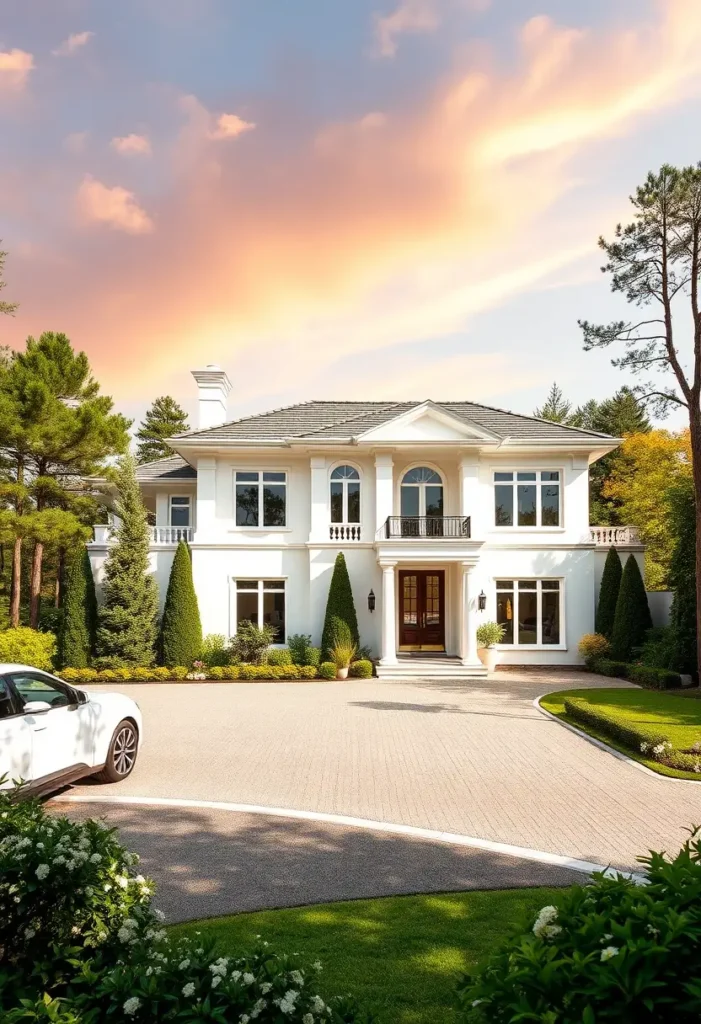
left=159, top=541, right=202, bottom=667
left=321, top=552, right=359, bottom=659
left=667, top=478, right=696, bottom=675
left=0, top=244, right=18, bottom=316
left=596, top=546, right=622, bottom=639
left=96, top=454, right=159, bottom=666
left=59, top=548, right=97, bottom=668
left=534, top=383, right=573, bottom=424
left=136, top=396, right=189, bottom=464
left=610, top=555, right=653, bottom=661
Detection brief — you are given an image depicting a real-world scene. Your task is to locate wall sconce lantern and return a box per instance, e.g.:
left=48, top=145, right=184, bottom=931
left=368, top=589, right=376, bottom=613
left=478, top=590, right=487, bottom=611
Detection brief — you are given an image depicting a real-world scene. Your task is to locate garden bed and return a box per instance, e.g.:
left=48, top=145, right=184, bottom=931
left=540, top=687, right=701, bottom=780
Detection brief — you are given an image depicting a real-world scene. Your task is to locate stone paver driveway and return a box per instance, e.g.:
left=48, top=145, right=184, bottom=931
left=60, top=673, right=701, bottom=872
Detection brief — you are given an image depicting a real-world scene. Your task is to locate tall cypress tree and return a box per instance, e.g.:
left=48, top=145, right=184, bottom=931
left=96, top=454, right=159, bottom=666
left=668, top=479, right=696, bottom=675
left=59, top=547, right=97, bottom=668
left=321, top=552, right=359, bottom=659
left=159, top=541, right=202, bottom=667
left=610, top=555, right=653, bottom=661
left=595, top=546, right=622, bottom=639
left=136, top=396, right=189, bottom=464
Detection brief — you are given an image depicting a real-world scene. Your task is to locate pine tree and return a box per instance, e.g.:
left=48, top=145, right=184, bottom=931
left=0, top=244, right=18, bottom=316
left=96, top=454, right=159, bottom=666
left=321, top=552, right=359, bottom=659
left=533, top=383, right=573, bottom=424
left=668, top=479, right=696, bottom=675
left=59, top=548, right=97, bottom=668
left=136, top=396, right=189, bottom=464
left=159, top=541, right=202, bottom=667
left=595, top=546, right=622, bottom=639
left=610, top=555, right=653, bottom=661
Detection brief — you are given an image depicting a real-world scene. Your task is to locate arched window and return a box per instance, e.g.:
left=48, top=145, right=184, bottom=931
left=401, top=467, right=443, bottom=518
left=330, top=465, right=360, bottom=523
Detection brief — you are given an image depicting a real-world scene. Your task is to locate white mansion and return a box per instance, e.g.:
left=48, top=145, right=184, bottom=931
left=89, top=366, right=644, bottom=677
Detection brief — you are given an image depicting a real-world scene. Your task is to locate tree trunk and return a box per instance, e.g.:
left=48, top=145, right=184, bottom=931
left=29, top=541, right=43, bottom=629
left=55, top=547, right=65, bottom=608
left=10, top=537, right=22, bottom=627
left=691, top=415, right=701, bottom=683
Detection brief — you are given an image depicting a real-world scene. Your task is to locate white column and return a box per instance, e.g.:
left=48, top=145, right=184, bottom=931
left=309, top=456, right=327, bottom=542
left=195, top=457, right=216, bottom=540
left=379, top=561, right=398, bottom=665
left=459, top=457, right=479, bottom=537
left=375, top=454, right=394, bottom=537
left=460, top=562, right=479, bottom=666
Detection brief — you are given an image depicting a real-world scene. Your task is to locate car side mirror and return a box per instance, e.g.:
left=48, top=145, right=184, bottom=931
left=23, top=700, right=52, bottom=715
left=75, top=689, right=89, bottom=705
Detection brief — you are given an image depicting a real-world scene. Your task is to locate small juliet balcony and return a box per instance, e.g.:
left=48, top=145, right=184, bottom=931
left=329, top=523, right=362, bottom=541
left=384, top=516, right=471, bottom=539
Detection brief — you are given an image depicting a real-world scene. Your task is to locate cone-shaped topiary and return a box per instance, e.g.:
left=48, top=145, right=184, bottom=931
left=595, top=545, right=622, bottom=639
left=668, top=479, right=696, bottom=675
left=59, top=547, right=97, bottom=668
left=159, top=541, right=202, bottom=667
left=96, top=454, right=159, bottom=666
left=610, top=554, right=653, bottom=661
left=321, top=552, right=359, bottom=659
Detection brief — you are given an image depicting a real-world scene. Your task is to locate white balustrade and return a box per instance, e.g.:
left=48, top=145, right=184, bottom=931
left=589, top=525, right=641, bottom=546
left=329, top=523, right=362, bottom=541
left=151, top=526, right=193, bottom=545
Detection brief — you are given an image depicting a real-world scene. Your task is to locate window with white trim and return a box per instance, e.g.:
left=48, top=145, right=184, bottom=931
left=235, top=580, right=286, bottom=642
left=169, top=496, right=191, bottom=527
left=496, top=579, right=561, bottom=646
left=330, top=465, right=360, bottom=524
left=494, top=470, right=561, bottom=527
left=235, top=471, right=286, bottom=527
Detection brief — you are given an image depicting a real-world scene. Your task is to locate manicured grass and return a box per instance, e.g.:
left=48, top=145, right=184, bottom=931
left=540, top=687, right=701, bottom=780
left=171, top=888, right=565, bottom=1024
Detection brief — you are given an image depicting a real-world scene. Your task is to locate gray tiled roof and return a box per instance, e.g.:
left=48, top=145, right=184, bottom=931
left=135, top=455, right=196, bottom=481
left=172, top=400, right=616, bottom=444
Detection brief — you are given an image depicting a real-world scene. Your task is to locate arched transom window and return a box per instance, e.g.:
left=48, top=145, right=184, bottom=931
left=401, top=467, right=443, bottom=518
left=330, top=465, right=360, bottom=523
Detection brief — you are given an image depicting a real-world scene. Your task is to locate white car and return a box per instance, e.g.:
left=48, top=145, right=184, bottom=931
left=0, top=664, right=142, bottom=796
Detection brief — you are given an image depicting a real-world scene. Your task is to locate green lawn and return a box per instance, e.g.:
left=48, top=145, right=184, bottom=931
left=540, top=687, right=701, bottom=780
left=170, top=888, right=565, bottom=1024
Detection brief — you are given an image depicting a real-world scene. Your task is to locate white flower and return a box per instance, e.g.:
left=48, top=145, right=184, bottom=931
left=71, top=926, right=81, bottom=935
left=135, top=874, right=146, bottom=884
left=116, top=876, right=129, bottom=889
left=182, top=982, right=195, bottom=997
left=472, top=1001, right=483, bottom=1008
left=603, top=933, right=613, bottom=941
left=123, top=997, right=141, bottom=1015
left=24, top=927, right=36, bottom=939
left=542, top=924, right=562, bottom=938
left=290, top=969, right=304, bottom=986
left=261, top=983, right=272, bottom=994
left=90, top=853, right=102, bottom=863
left=179, top=959, right=191, bottom=970
left=104, top=883, right=112, bottom=892
left=154, top=908, right=166, bottom=922
left=243, top=972, right=255, bottom=985
left=640, top=742, right=649, bottom=753
left=311, top=996, right=325, bottom=1012
left=646, top=924, right=660, bottom=937
left=532, top=905, right=559, bottom=939
left=231, top=970, right=242, bottom=981
left=240, top=1017, right=250, bottom=1024
left=35, top=864, right=49, bottom=881
left=212, top=974, right=222, bottom=988
left=600, top=946, right=619, bottom=961
left=312, top=961, right=322, bottom=972
left=303, top=1015, right=314, bottom=1024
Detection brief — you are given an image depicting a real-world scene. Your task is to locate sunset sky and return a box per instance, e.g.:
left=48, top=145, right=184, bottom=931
left=1, top=0, right=700, bottom=429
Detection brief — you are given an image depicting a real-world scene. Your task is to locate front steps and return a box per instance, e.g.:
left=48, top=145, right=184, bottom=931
left=376, top=656, right=487, bottom=680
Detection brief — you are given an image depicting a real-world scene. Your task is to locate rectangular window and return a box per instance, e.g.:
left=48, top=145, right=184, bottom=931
left=235, top=471, right=287, bottom=528
left=496, top=579, right=562, bottom=646
left=169, top=496, right=191, bottom=527
left=235, top=580, right=286, bottom=643
left=493, top=470, right=561, bottom=527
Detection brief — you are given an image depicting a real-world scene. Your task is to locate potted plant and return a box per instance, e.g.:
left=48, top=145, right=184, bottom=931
left=330, top=641, right=357, bottom=680
left=476, top=622, right=505, bottom=672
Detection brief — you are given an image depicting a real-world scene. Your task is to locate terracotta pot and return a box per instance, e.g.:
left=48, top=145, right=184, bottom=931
left=337, top=666, right=349, bottom=680
left=477, top=647, right=498, bottom=673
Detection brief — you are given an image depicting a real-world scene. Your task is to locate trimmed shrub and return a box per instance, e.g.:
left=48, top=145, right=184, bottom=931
left=299, top=664, right=318, bottom=679
left=266, top=647, right=293, bottom=666
left=458, top=830, right=701, bottom=1021
left=288, top=633, right=312, bottom=664
left=114, top=667, right=133, bottom=680
left=73, top=668, right=98, bottom=683
left=58, top=667, right=80, bottom=683
left=610, top=554, right=653, bottom=661
left=59, top=548, right=97, bottom=668
left=222, top=665, right=240, bottom=680
left=229, top=621, right=275, bottom=665
left=152, top=666, right=171, bottom=680
left=321, top=553, right=359, bottom=659
left=578, top=632, right=610, bottom=666
left=319, top=661, right=337, bottom=680
left=594, top=658, right=630, bottom=678
left=239, top=664, right=258, bottom=679
left=304, top=645, right=321, bottom=667
left=131, top=667, right=156, bottom=681
left=209, top=665, right=225, bottom=680
left=0, top=627, right=56, bottom=672
left=349, top=659, right=373, bottom=678
left=627, top=663, right=683, bottom=690
left=595, top=545, right=622, bottom=639
left=200, top=633, right=230, bottom=668
left=169, top=665, right=189, bottom=680
left=159, top=541, right=202, bottom=668
left=96, top=669, right=118, bottom=682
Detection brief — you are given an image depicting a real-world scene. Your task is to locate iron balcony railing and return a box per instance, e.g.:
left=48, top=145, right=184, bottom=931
left=384, top=516, right=471, bottom=539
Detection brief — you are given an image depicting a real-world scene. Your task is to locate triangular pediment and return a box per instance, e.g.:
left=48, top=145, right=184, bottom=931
left=357, top=402, right=499, bottom=443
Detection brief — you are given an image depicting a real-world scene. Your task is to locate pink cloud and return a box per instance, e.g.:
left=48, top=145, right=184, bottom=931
left=76, top=176, right=154, bottom=235
left=53, top=31, right=94, bottom=57
left=0, top=49, right=34, bottom=90
left=111, top=133, right=152, bottom=156
left=210, top=113, right=256, bottom=140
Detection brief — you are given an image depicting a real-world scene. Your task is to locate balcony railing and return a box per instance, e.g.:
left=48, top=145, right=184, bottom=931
left=590, top=525, right=641, bottom=546
left=384, top=516, right=471, bottom=539
left=151, top=526, right=193, bottom=545
left=329, top=524, right=362, bottom=541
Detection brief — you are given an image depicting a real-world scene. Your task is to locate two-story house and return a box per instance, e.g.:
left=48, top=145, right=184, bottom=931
left=89, top=365, right=644, bottom=677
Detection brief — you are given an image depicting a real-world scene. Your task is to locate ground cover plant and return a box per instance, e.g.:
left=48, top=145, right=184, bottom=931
left=540, top=687, right=701, bottom=779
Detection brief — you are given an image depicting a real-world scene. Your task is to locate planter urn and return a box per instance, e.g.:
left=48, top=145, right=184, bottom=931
left=477, top=647, right=498, bottom=673
left=337, top=666, right=349, bottom=680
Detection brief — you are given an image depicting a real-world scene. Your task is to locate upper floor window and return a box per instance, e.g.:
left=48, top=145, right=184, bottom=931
left=401, top=467, right=443, bottom=518
left=494, top=470, right=560, bottom=527
left=330, top=465, right=360, bottom=524
left=169, top=496, right=191, bottom=528
left=235, top=471, right=286, bottom=528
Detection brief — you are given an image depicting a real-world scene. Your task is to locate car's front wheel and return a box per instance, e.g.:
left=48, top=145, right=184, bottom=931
left=94, top=719, right=139, bottom=783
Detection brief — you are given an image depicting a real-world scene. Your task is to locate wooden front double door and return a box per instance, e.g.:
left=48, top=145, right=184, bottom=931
left=399, top=570, right=445, bottom=651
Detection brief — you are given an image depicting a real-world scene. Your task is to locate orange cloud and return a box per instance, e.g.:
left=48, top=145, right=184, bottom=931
left=0, top=49, right=34, bottom=90
left=210, top=113, right=256, bottom=140
left=111, top=133, right=152, bottom=156
left=374, top=0, right=439, bottom=57
left=76, top=176, right=154, bottom=235
left=53, top=31, right=93, bottom=57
